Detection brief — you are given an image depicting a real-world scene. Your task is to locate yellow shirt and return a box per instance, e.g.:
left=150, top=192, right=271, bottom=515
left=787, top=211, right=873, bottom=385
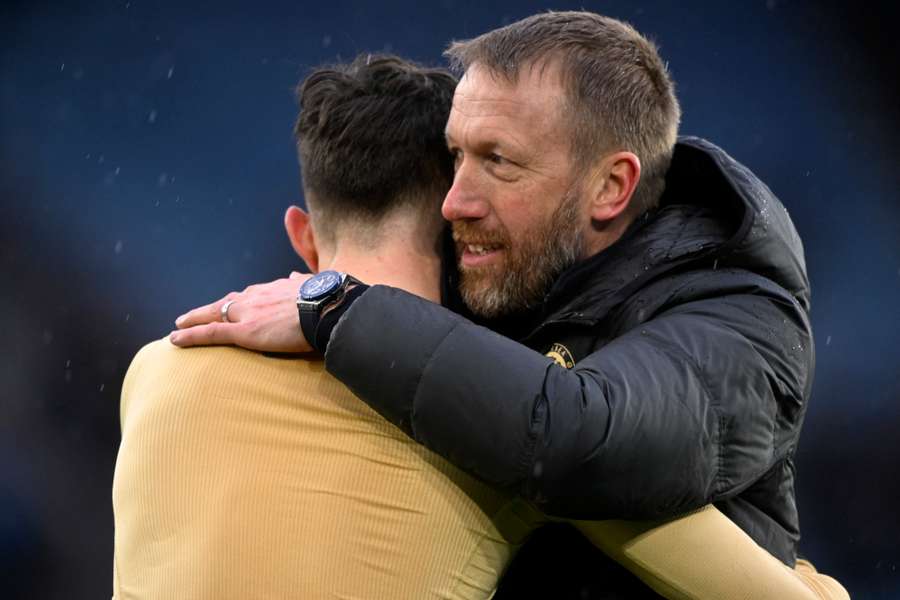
left=113, top=340, right=848, bottom=600
left=113, top=340, right=527, bottom=599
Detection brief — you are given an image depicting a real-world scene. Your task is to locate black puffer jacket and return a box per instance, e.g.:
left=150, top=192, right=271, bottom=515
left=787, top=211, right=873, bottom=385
left=326, top=137, right=813, bottom=565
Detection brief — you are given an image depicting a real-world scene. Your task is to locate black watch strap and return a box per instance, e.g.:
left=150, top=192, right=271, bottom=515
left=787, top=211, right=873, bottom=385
left=298, top=302, right=320, bottom=350
left=311, top=284, right=368, bottom=353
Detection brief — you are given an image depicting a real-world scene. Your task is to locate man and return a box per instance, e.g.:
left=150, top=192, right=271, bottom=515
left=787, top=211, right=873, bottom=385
left=171, top=13, right=843, bottom=595
left=114, top=55, right=526, bottom=599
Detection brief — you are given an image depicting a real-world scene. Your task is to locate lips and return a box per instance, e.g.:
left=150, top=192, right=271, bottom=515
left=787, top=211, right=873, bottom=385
left=458, top=242, right=504, bottom=268
left=452, top=223, right=508, bottom=269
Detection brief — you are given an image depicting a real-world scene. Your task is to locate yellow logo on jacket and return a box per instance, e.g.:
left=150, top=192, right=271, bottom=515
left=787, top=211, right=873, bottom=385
left=546, top=343, right=575, bottom=369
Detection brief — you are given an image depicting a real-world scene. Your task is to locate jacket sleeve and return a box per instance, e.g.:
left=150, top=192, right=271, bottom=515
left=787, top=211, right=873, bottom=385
left=325, top=283, right=811, bottom=520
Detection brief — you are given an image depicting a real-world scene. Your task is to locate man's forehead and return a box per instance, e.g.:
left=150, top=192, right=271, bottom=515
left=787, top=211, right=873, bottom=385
left=448, top=63, right=565, bottom=123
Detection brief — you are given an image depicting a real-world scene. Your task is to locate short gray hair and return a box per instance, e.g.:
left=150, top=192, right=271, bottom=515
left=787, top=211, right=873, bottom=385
left=445, top=11, right=681, bottom=215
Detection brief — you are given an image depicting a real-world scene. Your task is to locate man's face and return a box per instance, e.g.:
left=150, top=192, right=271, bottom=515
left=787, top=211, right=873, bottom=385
left=443, top=63, right=589, bottom=318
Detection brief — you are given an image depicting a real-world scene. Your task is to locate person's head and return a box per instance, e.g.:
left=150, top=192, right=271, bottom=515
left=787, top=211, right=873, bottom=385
left=442, top=11, right=681, bottom=317
left=286, top=53, right=457, bottom=271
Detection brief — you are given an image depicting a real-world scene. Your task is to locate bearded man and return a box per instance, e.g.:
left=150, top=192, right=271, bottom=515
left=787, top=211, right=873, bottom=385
left=172, top=11, right=835, bottom=598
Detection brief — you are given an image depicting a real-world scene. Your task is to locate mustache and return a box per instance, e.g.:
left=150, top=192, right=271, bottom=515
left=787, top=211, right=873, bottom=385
left=451, top=222, right=509, bottom=246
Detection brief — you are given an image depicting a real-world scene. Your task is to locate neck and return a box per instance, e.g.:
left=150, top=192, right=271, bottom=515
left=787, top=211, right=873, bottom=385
left=321, top=236, right=442, bottom=303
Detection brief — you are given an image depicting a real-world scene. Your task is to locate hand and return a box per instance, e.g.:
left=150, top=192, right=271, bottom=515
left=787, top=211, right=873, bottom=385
left=169, top=272, right=314, bottom=353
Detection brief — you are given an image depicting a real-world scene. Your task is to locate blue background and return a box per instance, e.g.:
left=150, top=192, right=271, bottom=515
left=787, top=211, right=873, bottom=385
left=2, top=1, right=898, bottom=597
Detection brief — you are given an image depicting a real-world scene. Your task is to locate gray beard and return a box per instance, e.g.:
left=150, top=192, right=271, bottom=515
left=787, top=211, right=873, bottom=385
left=459, top=188, right=585, bottom=319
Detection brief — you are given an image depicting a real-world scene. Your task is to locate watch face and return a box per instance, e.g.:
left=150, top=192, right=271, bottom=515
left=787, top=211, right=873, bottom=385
left=300, top=270, right=343, bottom=301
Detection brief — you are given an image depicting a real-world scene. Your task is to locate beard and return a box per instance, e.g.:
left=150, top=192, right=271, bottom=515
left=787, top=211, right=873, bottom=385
left=453, top=186, right=586, bottom=319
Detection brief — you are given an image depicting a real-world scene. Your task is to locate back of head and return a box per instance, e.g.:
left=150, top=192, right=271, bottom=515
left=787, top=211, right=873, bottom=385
left=294, top=54, right=457, bottom=244
left=445, top=11, right=681, bottom=216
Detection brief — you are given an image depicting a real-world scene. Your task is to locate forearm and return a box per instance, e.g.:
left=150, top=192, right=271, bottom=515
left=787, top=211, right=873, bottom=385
left=327, top=285, right=795, bottom=520
left=573, top=506, right=848, bottom=600
left=326, top=286, right=712, bottom=517
left=326, top=285, right=561, bottom=488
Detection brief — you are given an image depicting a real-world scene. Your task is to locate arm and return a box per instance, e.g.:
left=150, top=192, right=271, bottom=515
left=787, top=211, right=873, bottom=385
left=327, top=280, right=810, bottom=519
left=573, top=506, right=848, bottom=600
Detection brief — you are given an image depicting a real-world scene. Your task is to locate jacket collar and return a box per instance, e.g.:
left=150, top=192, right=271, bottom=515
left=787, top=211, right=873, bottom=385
left=441, top=137, right=810, bottom=339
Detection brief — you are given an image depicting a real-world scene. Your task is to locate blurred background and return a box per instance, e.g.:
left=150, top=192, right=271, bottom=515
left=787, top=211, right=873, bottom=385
left=2, top=0, right=898, bottom=598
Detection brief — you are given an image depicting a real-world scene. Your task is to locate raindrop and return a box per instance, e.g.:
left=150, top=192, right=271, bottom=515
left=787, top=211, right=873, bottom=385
left=65, top=359, right=71, bottom=368
left=826, top=335, right=831, bottom=346
left=167, top=66, right=174, bottom=79
left=157, top=172, right=168, bottom=187
left=148, top=109, right=157, bottom=124
left=125, top=313, right=131, bottom=322
left=115, top=167, right=121, bottom=175
left=712, top=259, right=718, bottom=270
left=60, top=63, right=65, bottom=72
left=532, top=461, right=543, bottom=478
left=98, top=155, right=105, bottom=164
left=114, top=240, right=123, bottom=254
left=322, top=34, right=332, bottom=48
left=99, top=383, right=105, bottom=392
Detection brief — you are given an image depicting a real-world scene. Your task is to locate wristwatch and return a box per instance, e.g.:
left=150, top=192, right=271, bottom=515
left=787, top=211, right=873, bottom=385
left=296, top=270, right=363, bottom=349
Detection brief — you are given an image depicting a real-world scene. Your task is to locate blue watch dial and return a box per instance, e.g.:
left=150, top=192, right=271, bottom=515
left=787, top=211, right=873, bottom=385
left=300, top=270, right=343, bottom=301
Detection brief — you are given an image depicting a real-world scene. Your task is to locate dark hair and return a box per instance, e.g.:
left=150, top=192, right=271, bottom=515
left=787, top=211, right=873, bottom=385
left=445, top=11, right=680, bottom=215
left=294, top=54, right=457, bottom=238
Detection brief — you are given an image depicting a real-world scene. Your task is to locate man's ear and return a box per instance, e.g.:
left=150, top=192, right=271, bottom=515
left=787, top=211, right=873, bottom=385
left=587, top=151, right=641, bottom=222
left=284, top=205, right=319, bottom=273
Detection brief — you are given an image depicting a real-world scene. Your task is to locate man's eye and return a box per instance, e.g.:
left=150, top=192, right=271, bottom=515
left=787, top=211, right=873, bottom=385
left=450, top=148, right=462, bottom=169
left=487, top=152, right=505, bottom=165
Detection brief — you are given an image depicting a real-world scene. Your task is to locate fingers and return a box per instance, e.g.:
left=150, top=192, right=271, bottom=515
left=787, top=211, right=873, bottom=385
left=169, top=322, right=237, bottom=347
left=175, top=291, right=239, bottom=329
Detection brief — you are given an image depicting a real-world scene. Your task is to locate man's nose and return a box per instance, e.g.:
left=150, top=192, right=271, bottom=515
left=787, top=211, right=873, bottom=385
left=442, top=167, right=490, bottom=222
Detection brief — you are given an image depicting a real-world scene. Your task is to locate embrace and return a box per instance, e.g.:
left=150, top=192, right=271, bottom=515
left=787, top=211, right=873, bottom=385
left=113, top=10, right=848, bottom=600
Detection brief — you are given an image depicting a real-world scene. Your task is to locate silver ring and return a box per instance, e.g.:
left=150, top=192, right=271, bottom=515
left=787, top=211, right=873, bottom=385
left=220, top=300, right=236, bottom=323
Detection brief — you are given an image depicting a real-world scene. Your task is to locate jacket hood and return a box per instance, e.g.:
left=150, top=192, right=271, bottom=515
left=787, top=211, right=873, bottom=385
left=539, top=136, right=811, bottom=325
